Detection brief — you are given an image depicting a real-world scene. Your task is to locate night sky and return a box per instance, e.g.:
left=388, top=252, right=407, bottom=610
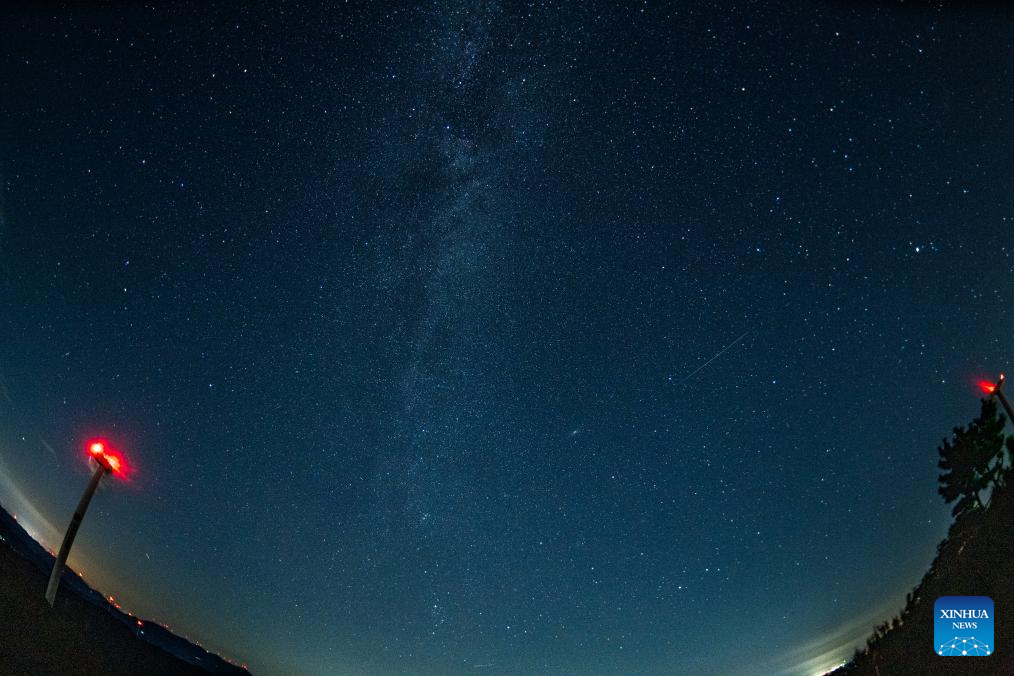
left=2, top=2, right=1013, bottom=674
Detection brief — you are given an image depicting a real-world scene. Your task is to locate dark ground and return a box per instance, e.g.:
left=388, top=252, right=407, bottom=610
left=832, top=481, right=1014, bottom=676
left=0, top=543, right=207, bottom=675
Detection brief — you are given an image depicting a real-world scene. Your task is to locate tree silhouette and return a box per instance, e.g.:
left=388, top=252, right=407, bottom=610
left=835, top=400, right=1014, bottom=676
left=937, top=398, right=1008, bottom=516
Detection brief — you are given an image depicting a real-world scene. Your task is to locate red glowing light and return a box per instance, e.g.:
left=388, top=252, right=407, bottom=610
left=85, top=439, right=128, bottom=478
left=980, top=381, right=997, bottom=394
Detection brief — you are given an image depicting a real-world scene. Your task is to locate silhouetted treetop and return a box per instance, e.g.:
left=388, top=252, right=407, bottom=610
left=937, top=398, right=1008, bottom=517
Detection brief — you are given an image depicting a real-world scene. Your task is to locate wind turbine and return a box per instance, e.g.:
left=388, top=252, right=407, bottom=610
left=980, top=374, right=1014, bottom=424
left=45, top=439, right=126, bottom=607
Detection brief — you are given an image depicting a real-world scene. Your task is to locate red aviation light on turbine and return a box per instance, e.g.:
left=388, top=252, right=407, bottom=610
left=85, top=438, right=128, bottom=478
left=979, top=374, right=1006, bottom=395
left=105, top=453, right=123, bottom=474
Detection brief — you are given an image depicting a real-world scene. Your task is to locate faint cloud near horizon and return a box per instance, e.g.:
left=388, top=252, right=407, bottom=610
left=0, top=454, right=62, bottom=550
left=755, top=599, right=910, bottom=676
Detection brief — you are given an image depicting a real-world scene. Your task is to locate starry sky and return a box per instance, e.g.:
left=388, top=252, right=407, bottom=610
left=2, top=2, right=1013, bottom=674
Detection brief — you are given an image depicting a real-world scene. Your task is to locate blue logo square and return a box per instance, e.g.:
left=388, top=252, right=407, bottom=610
left=935, top=596, right=993, bottom=656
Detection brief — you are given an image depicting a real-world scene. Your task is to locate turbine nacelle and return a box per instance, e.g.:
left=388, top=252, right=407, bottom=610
left=979, top=374, right=1005, bottom=395
left=87, top=439, right=126, bottom=477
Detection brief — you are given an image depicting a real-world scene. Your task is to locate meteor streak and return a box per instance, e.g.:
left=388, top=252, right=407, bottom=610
left=673, top=329, right=751, bottom=386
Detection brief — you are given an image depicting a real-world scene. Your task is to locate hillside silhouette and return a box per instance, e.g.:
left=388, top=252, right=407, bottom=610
left=831, top=398, right=1014, bottom=675
left=0, top=504, right=248, bottom=675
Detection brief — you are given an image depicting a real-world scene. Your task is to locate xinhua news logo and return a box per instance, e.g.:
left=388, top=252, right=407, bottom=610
left=935, top=596, right=993, bottom=656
